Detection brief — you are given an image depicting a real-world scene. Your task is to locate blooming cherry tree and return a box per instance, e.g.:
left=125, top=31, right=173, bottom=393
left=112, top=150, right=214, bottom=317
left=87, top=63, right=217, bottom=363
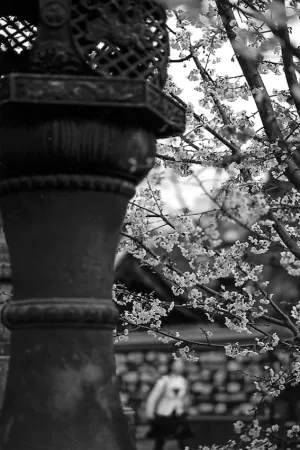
left=115, top=0, right=300, bottom=448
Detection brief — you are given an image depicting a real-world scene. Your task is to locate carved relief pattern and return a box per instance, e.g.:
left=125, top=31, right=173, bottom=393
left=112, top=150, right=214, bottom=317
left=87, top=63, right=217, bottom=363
left=11, top=75, right=145, bottom=103
left=0, top=175, right=136, bottom=198
left=1, top=298, right=119, bottom=329
left=41, top=1, right=69, bottom=28
left=70, top=0, right=169, bottom=88
left=0, top=102, right=156, bottom=191
left=0, top=74, right=185, bottom=137
left=30, top=0, right=85, bottom=74
left=30, top=42, right=85, bottom=74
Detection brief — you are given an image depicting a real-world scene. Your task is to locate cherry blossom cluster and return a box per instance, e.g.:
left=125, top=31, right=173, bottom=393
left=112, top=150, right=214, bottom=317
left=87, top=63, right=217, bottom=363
left=115, top=0, right=300, bottom=447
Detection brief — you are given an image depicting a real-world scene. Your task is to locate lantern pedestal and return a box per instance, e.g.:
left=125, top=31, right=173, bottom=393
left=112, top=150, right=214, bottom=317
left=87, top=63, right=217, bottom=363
left=2, top=330, right=130, bottom=450
left=0, top=191, right=132, bottom=450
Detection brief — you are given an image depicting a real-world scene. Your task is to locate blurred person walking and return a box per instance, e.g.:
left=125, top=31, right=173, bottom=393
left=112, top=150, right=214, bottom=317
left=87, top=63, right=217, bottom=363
left=145, top=359, right=193, bottom=450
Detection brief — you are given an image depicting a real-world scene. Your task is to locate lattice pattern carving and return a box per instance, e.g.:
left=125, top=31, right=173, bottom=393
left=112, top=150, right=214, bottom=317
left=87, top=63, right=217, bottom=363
left=70, top=0, right=169, bottom=88
left=0, top=17, right=36, bottom=52
left=0, top=16, right=36, bottom=73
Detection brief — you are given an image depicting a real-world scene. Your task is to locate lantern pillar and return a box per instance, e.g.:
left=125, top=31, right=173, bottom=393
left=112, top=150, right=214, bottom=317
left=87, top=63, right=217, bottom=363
left=0, top=1, right=185, bottom=449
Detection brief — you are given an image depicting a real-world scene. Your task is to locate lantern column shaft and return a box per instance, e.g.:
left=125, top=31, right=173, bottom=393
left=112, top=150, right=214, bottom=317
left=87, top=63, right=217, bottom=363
left=0, top=190, right=136, bottom=450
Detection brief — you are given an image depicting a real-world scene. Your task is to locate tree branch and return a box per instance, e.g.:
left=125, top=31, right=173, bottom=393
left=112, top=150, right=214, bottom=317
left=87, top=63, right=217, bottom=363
left=239, top=1, right=300, bottom=63
left=192, top=54, right=231, bottom=126
left=216, top=0, right=300, bottom=191
left=276, top=0, right=300, bottom=119
left=169, top=53, right=193, bottom=63
left=269, top=211, right=300, bottom=261
left=170, top=92, right=242, bottom=166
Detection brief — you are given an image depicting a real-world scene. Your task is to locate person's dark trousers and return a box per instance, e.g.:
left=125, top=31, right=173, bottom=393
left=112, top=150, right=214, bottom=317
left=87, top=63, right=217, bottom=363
left=153, top=437, right=185, bottom=450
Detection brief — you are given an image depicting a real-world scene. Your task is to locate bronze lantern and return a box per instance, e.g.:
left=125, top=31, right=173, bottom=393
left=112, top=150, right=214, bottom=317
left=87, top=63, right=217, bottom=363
left=0, top=1, right=185, bottom=449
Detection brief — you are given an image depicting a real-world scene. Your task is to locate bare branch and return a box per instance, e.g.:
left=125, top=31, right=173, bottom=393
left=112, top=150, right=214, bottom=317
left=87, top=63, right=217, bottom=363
left=169, top=53, right=193, bottom=63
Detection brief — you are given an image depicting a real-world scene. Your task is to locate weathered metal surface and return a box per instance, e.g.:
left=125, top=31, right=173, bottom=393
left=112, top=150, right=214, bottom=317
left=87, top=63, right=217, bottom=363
left=0, top=0, right=185, bottom=137
left=0, top=74, right=185, bottom=137
left=0, top=1, right=185, bottom=449
left=0, top=189, right=137, bottom=450
left=69, top=0, right=169, bottom=87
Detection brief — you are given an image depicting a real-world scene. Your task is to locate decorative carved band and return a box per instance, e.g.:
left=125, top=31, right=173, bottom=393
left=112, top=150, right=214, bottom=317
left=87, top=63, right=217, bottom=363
left=41, top=1, right=69, bottom=28
left=0, top=174, right=136, bottom=198
left=0, top=74, right=186, bottom=138
left=1, top=298, right=119, bottom=329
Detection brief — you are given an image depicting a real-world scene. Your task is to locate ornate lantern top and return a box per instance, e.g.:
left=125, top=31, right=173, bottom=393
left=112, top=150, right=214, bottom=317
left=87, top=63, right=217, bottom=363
left=0, top=0, right=185, bottom=138
left=70, top=0, right=169, bottom=88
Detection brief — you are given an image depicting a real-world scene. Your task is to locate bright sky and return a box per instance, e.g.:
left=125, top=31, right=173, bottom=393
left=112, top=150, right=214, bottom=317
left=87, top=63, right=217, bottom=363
left=159, top=7, right=300, bottom=213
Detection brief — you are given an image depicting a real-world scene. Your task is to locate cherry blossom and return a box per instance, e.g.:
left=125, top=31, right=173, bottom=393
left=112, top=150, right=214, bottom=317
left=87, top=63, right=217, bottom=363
left=115, top=0, right=300, bottom=448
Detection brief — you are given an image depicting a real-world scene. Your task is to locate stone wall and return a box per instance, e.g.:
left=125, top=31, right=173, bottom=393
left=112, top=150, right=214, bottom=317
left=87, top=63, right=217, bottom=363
left=116, top=349, right=267, bottom=423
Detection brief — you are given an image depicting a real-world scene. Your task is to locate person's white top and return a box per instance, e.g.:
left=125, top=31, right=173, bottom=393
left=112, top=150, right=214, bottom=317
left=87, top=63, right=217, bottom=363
left=145, top=374, right=188, bottom=418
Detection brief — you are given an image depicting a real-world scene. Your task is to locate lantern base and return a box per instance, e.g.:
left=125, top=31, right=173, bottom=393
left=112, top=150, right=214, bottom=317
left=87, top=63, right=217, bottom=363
left=0, top=329, right=133, bottom=450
